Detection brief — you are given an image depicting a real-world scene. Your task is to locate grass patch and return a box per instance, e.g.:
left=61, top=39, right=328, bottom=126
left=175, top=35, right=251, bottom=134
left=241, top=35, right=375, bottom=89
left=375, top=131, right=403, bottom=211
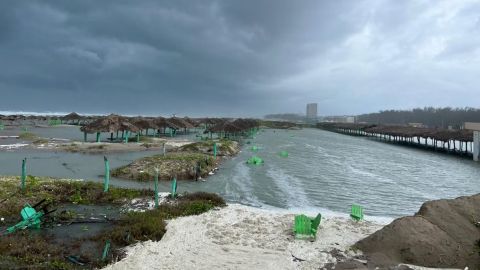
left=0, top=176, right=152, bottom=219
left=179, top=139, right=236, bottom=155
left=87, top=144, right=106, bottom=150
left=33, top=138, right=49, bottom=145
left=111, top=152, right=215, bottom=181
left=0, top=176, right=225, bottom=269
left=18, top=132, right=38, bottom=140
left=107, top=192, right=225, bottom=245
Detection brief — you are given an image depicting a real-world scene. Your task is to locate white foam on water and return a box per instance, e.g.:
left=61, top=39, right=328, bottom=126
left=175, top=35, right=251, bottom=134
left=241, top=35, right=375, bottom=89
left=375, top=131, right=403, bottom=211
left=227, top=161, right=262, bottom=205
left=266, top=165, right=313, bottom=209
left=0, top=143, right=29, bottom=149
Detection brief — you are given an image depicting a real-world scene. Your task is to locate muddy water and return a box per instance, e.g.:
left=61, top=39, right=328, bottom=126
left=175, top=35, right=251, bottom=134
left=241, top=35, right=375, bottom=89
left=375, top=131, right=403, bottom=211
left=1, top=126, right=480, bottom=218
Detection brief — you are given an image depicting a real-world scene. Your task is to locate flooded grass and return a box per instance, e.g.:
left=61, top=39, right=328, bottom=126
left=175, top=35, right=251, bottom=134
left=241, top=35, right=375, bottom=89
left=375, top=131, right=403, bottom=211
left=0, top=176, right=225, bottom=269
left=111, top=140, right=239, bottom=182
left=111, top=151, right=216, bottom=181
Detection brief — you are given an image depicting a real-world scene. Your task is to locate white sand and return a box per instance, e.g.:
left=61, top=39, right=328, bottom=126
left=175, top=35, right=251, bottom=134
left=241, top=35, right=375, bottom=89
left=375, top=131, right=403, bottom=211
left=103, top=204, right=385, bottom=270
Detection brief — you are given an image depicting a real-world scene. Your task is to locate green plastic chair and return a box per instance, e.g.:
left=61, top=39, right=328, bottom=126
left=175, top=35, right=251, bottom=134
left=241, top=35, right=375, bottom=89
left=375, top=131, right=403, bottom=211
left=6, top=204, right=43, bottom=234
left=246, top=156, right=264, bottom=165
left=350, top=204, right=364, bottom=221
left=293, top=213, right=322, bottom=239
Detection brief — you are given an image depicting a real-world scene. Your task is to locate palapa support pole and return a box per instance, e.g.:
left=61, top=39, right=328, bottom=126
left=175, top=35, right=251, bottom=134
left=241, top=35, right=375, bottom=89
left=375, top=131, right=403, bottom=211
left=124, top=131, right=129, bottom=143
left=171, top=177, right=177, bottom=199
left=116, top=130, right=119, bottom=139
left=213, top=142, right=217, bottom=159
left=21, top=158, right=27, bottom=191
left=104, top=156, right=110, bottom=193
left=136, top=133, right=140, bottom=143
left=154, top=168, right=159, bottom=208
left=96, top=132, right=101, bottom=143
left=84, top=132, right=87, bottom=142
left=110, top=132, right=114, bottom=141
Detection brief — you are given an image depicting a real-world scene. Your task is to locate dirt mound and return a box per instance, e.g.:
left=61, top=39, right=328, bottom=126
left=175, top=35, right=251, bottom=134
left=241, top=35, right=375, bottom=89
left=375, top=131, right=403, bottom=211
left=355, top=194, right=480, bottom=269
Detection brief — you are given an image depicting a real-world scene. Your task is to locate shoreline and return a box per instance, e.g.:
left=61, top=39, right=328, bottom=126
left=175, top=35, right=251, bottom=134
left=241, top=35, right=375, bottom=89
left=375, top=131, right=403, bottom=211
left=102, top=204, right=384, bottom=270
left=102, top=204, right=463, bottom=270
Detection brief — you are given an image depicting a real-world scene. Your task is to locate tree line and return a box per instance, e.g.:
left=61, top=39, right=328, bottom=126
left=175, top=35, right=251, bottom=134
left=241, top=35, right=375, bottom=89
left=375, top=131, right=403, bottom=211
left=356, top=107, right=480, bottom=129
left=264, top=113, right=305, bottom=122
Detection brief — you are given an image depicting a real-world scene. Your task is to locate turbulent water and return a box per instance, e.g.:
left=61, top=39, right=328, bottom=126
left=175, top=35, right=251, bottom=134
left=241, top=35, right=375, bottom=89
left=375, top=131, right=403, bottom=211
left=1, top=126, right=480, bottom=218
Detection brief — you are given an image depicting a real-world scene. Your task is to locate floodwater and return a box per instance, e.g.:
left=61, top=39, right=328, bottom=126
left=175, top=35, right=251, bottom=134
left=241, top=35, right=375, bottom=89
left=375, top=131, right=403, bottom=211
left=1, top=126, right=480, bottom=218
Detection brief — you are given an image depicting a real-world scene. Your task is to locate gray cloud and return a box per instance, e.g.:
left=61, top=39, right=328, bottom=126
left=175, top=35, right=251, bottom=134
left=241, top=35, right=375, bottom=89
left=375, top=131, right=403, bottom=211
left=0, top=0, right=479, bottom=117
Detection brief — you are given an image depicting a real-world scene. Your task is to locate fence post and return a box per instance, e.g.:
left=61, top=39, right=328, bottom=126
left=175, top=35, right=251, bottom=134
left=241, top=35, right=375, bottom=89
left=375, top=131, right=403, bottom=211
left=213, top=142, right=217, bottom=159
left=21, top=158, right=27, bottom=191
left=154, top=168, right=159, bottom=208
left=104, top=156, right=110, bottom=192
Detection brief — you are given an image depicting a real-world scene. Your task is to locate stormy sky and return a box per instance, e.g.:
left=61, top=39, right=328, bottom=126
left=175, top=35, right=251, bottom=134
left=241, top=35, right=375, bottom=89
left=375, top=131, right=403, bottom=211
left=1, top=0, right=480, bottom=117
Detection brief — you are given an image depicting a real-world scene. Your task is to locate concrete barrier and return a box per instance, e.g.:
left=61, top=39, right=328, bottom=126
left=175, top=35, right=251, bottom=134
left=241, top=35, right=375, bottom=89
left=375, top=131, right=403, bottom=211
left=465, top=122, right=480, bottom=161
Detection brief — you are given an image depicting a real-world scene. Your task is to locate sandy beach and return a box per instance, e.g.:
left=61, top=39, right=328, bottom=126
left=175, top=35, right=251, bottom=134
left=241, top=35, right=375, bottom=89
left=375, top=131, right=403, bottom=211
left=103, top=204, right=387, bottom=270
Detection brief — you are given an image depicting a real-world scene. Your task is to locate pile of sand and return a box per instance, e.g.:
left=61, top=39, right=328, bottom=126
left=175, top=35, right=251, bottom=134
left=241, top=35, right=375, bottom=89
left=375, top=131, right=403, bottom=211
left=103, top=204, right=384, bottom=270
left=355, top=193, right=480, bottom=269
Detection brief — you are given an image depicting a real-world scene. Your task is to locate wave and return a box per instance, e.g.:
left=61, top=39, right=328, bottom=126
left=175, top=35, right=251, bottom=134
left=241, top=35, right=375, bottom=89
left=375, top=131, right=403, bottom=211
left=265, top=165, right=312, bottom=208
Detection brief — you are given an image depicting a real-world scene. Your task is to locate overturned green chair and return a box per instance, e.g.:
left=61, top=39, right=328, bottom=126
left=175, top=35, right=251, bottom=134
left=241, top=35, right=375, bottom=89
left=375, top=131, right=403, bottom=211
left=293, top=213, right=322, bottom=239
left=350, top=204, right=364, bottom=221
left=246, top=156, right=264, bottom=165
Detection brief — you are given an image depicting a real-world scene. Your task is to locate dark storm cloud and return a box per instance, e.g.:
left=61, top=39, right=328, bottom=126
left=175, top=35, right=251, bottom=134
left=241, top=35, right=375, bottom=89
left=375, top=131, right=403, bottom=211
left=0, top=0, right=479, bottom=116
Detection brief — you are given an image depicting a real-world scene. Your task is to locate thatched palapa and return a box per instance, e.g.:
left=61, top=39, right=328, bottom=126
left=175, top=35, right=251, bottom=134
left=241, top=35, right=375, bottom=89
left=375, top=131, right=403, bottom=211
left=80, top=114, right=139, bottom=134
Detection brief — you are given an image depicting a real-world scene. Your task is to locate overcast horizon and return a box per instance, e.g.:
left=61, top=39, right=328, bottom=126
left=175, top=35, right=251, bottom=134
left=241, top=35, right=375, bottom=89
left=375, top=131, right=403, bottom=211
left=1, top=0, right=480, bottom=117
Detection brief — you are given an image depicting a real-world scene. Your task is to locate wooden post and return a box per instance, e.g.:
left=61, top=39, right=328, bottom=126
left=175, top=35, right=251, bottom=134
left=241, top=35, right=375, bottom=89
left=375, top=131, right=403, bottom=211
left=96, top=132, right=101, bottom=143
left=213, top=142, right=217, bottom=159
left=171, top=177, right=177, bottom=199
left=154, top=168, right=159, bottom=208
left=21, top=158, right=27, bottom=191
left=104, top=156, right=110, bottom=192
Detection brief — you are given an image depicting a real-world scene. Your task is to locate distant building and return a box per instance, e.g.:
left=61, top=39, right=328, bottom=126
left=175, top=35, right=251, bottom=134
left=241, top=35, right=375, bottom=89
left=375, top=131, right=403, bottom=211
left=306, top=103, right=318, bottom=123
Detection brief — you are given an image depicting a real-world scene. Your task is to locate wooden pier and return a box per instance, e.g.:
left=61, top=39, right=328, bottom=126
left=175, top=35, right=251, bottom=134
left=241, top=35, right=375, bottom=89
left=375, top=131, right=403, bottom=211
left=317, top=123, right=475, bottom=158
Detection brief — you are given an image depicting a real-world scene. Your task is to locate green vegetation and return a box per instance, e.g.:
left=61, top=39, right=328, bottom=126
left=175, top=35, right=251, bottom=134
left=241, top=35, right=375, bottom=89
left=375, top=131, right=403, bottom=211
left=111, top=152, right=216, bottom=181
left=0, top=176, right=150, bottom=219
left=32, top=138, right=49, bottom=145
left=258, top=120, right=298, bottom=129
left=178, top=139, right=238, bottom=156
left=108, top=192, right=225, bottom=245
left=87, top=144, right=106, bottom=150
left=0, top=176, right=225, bottom=269
left=18, top=132, right=39, bottom=140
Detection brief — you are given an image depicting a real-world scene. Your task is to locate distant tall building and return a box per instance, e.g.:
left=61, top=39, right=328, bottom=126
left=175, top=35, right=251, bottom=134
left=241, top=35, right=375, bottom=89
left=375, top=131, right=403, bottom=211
left=306, top=103, right=317, bottom=122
